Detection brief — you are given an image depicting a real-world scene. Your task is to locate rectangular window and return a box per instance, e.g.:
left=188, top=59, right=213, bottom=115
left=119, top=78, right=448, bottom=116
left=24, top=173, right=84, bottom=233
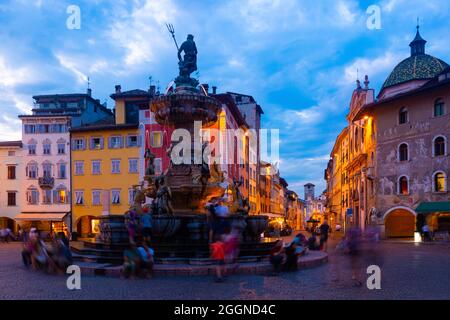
left=75, top=191, right=84, bottom=205
left=7, top=166, right=16, bottom=179
left=92, top=190, right=101, bottom=206
left=58, top=163, right=66, bottom=179
left=7, top=192, right=16, bottom=206
left=25, top=125, right=36, bottom=134
left=109, top=136, right=123, bottom=149
left=128, top=158, right=138, bottom=173
left=43, top=190, right=52, bottom=204
left=72, top=139, right=85, bottom=150
left=90, top=137, right=104, bottom=150
left=128, top=188, right=136, bottom=205
left=92, top=160, right=101, bottom=175
left=74, top=161, right=84, bottom=175
left=28, top=145, right=36, bottom=155
left=151, top=132, right=162, bottom=147
left=434, top=100, right=444, bottom=117
left=126, top=135, right=139, bottom=147
left=111, top=159, right=121, bottom=174
left=43, top=144, right=51, bottom=155
left=38, top=124, right=50, bottom=134
left=111, top=190, right=121, bottom=204
left=154, top=158, right=162, bottom=175
left=8, top=151, right=15, bottom=156
left=57, top=143, right=65, bottom=154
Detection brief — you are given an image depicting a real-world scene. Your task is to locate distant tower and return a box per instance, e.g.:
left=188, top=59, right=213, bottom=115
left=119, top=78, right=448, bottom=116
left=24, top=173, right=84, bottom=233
left=304, top=183, right=315, bottom=201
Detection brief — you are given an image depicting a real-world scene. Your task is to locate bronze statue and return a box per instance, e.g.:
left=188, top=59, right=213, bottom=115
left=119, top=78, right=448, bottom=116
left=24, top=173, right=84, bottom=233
left=177, top=34, right=198, bottom=78
left=166, top=24, right=199, bottom=86
left=154, top=176, right=174, bottom=215
left=144, top=148, right=156, bottom=177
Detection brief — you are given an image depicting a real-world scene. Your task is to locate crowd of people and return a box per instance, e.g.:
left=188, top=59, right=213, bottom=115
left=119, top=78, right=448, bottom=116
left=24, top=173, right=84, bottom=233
left=269, top=220, right=331, bottom=276
left=20, top=228, right=73, bottom=274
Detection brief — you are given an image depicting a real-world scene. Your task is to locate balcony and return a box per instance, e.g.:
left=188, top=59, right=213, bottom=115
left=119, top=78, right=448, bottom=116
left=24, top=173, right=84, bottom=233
left=38, top=176, right=55, bottom=189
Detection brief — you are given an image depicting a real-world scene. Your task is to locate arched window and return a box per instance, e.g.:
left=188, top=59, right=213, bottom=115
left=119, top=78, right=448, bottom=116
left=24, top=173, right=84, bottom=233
left=434, top=136, right=446, bottom=156
left=43, top=139, right=51, bottom=155
left=26, top=186, right=39, bottom=205
left=26, top=161, right=38, bottom=179
left=55, top=185, right=68, bottom=204
left=42, top=161, right=52, bottom=178
left=433, top=172, right=447, bottom=192
left=434, top=98, right=445, bottom=117
left=398, top=176, right=409, bottom=195
left=399, top=143, right=408, bottom=161
left=399, top=107, right=408, bottom=124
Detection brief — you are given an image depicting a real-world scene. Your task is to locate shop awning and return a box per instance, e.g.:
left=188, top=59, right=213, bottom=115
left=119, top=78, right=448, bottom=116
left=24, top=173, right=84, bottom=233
left=416, top=202, right=450, bottom=214
left=15, top=213, right=68, bottom=221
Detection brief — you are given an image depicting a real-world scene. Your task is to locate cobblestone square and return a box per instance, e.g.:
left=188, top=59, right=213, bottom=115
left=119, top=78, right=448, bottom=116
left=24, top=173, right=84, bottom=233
left=1, top=240, right=448, bottom=300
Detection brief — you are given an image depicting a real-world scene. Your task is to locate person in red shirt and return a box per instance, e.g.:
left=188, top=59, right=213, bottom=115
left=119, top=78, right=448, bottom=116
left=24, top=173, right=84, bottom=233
left=210, top=238, right=225, bottom=282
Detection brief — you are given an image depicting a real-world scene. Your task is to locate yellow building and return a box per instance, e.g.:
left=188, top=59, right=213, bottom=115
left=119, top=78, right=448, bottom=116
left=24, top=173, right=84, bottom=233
left=326, top=78, right=377, bottom=232
left=70, top=123, right=140, bottom=237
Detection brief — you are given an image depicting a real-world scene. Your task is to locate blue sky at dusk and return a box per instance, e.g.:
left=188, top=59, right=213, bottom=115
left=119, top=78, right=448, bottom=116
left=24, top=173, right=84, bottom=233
left=1, top=0, right=449, bottom=196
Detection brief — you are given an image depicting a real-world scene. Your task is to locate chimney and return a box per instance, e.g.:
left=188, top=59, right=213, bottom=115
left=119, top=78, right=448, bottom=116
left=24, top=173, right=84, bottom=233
left=212, top=86, right=217, bottom=94
left=115, top=85, right=121, bottom=94
left=87, top=88, right=92, bottom=97
left=201, top=84, right=209, bottom=94
left=149, top=85, right=156, bottom=96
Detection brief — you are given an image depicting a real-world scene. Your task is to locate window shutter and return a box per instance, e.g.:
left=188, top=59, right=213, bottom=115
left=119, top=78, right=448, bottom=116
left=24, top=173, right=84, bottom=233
left=82, top=138, right=86, bottom=150
left=53, top=190, right=58, bottom=204
left=108, top=137, right=113, bottom=149
left=71, top=139, right=76, bottom=151
left=100, top=137, right=104, bottom=149
left=120, top=136, right=124, bottom=148
left=90, top=138, right=94, bottom=150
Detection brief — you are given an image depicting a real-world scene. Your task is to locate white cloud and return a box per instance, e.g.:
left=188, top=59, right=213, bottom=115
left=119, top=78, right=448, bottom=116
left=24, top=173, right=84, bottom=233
left=55, top=53, right=88, bottom=84
left=107, top=0, right=178, bottom=67
left=342, top=51, right=403, bottom=85
left=0, top=56, right=36, bottom=87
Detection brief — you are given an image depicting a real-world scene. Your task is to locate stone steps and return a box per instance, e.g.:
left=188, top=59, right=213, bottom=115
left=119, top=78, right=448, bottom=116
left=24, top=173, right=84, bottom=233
left=74, top=251, right=328, bottom=278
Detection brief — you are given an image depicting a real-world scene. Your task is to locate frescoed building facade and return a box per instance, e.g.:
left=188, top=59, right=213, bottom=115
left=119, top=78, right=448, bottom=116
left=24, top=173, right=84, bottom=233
left=326, top=27, right=450, bottom=237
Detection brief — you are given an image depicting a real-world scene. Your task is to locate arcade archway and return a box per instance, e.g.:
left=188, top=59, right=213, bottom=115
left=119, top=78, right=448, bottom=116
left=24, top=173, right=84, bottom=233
left=384, top=207, right=416, bottom=238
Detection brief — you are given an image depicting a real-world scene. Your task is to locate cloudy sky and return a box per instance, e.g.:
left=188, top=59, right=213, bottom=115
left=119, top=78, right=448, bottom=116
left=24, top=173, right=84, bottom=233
left=0, top=0, right=449, bottom=196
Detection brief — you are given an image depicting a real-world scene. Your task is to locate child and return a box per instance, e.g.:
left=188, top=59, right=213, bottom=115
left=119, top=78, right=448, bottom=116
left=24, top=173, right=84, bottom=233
left=210, top=238, right=225, bottom=282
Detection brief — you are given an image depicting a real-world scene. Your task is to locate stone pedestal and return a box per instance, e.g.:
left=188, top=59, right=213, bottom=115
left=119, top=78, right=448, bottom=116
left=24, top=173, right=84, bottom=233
left=97, top=215, right=129, bottom=244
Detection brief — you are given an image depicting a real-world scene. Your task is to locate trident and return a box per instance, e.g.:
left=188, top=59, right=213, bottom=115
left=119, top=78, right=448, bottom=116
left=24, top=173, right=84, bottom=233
left=166, top=23, right=179, bottom=51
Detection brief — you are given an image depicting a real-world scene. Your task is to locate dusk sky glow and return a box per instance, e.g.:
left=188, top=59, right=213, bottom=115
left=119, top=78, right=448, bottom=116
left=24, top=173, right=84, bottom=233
left=1, top=0, right=449, bottom=196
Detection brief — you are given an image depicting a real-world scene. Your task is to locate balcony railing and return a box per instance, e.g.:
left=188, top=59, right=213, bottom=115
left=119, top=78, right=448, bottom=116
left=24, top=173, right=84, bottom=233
left=38, top=176, right=55, bottom=189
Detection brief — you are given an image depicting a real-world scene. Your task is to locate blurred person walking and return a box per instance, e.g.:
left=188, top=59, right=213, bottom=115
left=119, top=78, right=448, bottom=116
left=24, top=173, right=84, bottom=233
left=319, top=220, right=330, bottom=252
